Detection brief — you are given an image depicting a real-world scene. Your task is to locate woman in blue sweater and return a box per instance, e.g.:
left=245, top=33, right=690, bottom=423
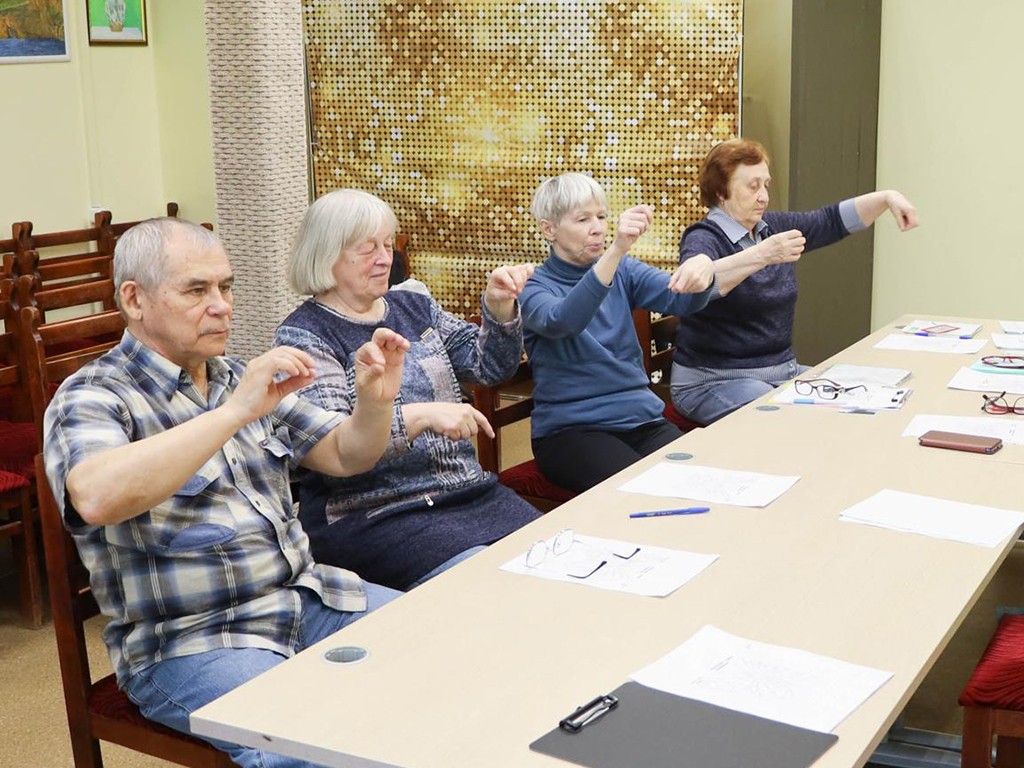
left=275, top=189, right=540, bottom=590
left=520, top=173, right=716, bottom=493
left=671, top=139, right=919, bottom=426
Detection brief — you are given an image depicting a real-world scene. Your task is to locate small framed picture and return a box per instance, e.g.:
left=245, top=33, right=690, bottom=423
left=86, top=0, right=147, bottom=46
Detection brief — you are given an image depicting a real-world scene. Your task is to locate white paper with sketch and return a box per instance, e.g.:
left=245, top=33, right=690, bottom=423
left=1000, top=320, right=1024, bottom=334
left=948, top=367, right=1024, bottom=395
left=500, top=532, right=718, bottom=597
left=618, top=463, right=799, bottom=507
left=630, top=625, right=892, bottom=734
left=839, top=489, right=1024, bottom=547
left=993, top=333, right=1024, bottom=350
left=902, top=415, right=1024, bottom=445
left=874, top=334, right=986, bottom=354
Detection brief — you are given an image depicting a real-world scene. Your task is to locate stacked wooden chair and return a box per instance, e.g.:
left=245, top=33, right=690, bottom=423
left=0, top=204, right=182, bottom=627
left=0, top=271, right=44, bottom=627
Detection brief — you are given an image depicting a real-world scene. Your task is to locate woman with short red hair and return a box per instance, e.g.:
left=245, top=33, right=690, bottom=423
left=670, top=138, right=919, bottom=425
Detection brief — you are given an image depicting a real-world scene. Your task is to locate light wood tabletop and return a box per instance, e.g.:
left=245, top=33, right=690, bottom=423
left=192, top=316, right=1024, bottom=768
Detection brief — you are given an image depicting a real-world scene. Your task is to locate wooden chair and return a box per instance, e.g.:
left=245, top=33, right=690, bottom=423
left=10, top=203, right=182, bottom=320
left=18, top=300, right=125, bottom=445
left=959, top=614, right=1024, bottom=768
left=0, top=277, right=43, bottom=627
left=473, top=359, right=577, bottom=513
left=35, top=454, right=235, bottom=768
left=632, top=308, right=704, bottom=432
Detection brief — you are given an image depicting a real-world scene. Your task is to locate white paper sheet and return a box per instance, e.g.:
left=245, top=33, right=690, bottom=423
left=818, top=363, right=912, bottom=387
left=773, top=382, right=910, bottom=410
left=902, top=414, right=1024, bottom=445
left=875, top=334, right=987, bottom=354
left=839, top=489, right=1024, bottom=547
left=947, top=367, right=1024, bottom=395
left=630, top=626, right=892, bottom=734
left=1000, top=320, right=1024, bottom=334
left=993, top=333, right=1024, bottom=350
left=500, top=532, right=718, bottom=597
left=618, top=463, right=799, bottom=508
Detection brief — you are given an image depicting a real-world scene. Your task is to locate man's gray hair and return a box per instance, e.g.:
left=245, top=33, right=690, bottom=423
left=113, top=218, right=222, bottom=310
left=289, top=189, right=398, bottom=296
left=529, top=173, right=608, bottom=224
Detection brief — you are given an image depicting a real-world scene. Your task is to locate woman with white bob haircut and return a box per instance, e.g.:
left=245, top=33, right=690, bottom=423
left=275, top=189, right=540, bottom=590
left=519, top=172, right=716, bottom=493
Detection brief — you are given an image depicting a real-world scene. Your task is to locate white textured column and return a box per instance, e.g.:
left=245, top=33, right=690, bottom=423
left=203, top=0, right=307, bottom=360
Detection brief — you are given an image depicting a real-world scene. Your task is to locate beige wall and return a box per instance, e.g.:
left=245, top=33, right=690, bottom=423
left=873, top=0, right=1023, bottom=326
left=740, top=0, right=792, bottom=210
left=0, top=0, right=213, bottom=231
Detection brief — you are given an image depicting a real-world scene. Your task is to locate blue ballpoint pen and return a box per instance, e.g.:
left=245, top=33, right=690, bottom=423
left=629, top=507, right=710, bottom=518
left=914, top=331, right=973, bottom=340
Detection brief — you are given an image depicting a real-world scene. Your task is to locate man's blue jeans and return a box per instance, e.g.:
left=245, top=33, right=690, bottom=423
left=123, top=584, right=400, bottom=768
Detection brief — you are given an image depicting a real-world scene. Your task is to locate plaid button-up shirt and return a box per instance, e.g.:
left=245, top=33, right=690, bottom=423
left=44, top=332, right=359, bottom=686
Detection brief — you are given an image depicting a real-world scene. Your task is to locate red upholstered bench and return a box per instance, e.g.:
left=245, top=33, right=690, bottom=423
left=959, top=614, right=1024, bottom=767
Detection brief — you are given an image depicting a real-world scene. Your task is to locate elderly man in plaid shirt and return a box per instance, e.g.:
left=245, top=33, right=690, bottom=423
left=43, top=218, right=410, bottom=768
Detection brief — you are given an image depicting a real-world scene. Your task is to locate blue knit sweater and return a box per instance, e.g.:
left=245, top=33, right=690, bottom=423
left=673, top=204, right=850, bottom=369
left=521, top=252, right=714, bottom=439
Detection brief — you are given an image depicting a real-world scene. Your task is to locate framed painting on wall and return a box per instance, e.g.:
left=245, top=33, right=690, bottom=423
left=0, top=0, right=70, bottom=64
left=86, top=0, right=146, bottom=45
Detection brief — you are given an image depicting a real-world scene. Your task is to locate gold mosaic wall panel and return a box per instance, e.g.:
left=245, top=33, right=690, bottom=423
left=303, top=1, right=741, bottom=314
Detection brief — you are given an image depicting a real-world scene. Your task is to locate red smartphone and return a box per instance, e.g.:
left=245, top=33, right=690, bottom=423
left=919, top=430, right=1002, bottom=454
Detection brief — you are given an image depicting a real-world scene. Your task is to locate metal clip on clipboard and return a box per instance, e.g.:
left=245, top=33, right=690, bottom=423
left=558, top=693, right=619, bottom=733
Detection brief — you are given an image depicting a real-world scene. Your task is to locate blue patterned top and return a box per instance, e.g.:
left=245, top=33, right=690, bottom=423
left=275, top=291, right=538, bottom=588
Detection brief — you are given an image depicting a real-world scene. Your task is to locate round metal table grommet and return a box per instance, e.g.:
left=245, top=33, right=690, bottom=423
left=665, top=452, right=694, bottom=461
left=755, top=405, right=780, bottom=412
left=322, top=646, right=369, bottom=665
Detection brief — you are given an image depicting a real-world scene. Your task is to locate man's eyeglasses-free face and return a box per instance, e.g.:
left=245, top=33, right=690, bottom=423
left=981, top=392, right=1024, bottom=416
left=793, top=378, right=867, bottom=400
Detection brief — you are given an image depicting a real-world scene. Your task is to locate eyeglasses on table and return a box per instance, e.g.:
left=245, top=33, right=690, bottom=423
left=524, top=528, right=640, bottom=580
left=981, top=391, right=1024, bottom=416
left=981, top=355, right=1024, bottom=370
left=794, top=378, right=867, bottom=400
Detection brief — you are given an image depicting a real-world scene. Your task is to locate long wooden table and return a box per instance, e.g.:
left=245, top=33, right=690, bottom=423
left=192, top=316, right=1024, bottom=768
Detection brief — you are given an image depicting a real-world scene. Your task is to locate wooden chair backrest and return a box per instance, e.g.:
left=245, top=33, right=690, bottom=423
left=632, top=308, right=680, bottom=387
left=19, top=301, right=124, bottom=443
left=10, top=204, right=182, bottom=320
left=473, top=359, right=534, bottom=474
left=0, top=277, right=32, bottom=421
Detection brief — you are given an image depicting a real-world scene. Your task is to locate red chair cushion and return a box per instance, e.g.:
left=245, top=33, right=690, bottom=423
left=0, top=421, right=37, bottom=479
left=499, top=460, right=577, bottom=503
left=0, top=468, right=30, bottom=493
left=663, top=401, right=703, bottom=433
left=959, top=615, right=1024, bottom=709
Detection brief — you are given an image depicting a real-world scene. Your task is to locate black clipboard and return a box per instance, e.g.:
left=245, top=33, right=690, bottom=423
left=530, top=682, right=838, bottom=768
